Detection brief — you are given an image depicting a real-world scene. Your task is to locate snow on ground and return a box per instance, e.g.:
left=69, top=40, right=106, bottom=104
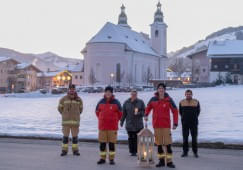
left=0, top=85, right=243, bottom=144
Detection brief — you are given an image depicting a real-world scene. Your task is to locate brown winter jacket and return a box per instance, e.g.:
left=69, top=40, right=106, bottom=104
left=58, top=95, right=83, bottom=126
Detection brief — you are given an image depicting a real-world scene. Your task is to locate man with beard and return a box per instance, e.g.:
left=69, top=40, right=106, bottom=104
left=145, top=83, right=178, bottom=168
left=58, top=84, right=83, bottom=156
left=120, top=89, right=145, bottom=156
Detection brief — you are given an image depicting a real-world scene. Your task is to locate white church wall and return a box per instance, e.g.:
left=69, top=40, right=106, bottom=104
left=85, top=43, right=129, bottom=85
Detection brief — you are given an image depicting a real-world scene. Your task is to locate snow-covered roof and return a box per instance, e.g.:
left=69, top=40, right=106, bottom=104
left=208, top=40, right=243, bottom=57
left=86, top=22, right=160, bottom=57
left=0, top=56, right=19, bottom=63
left=37, top=71, right=60, bottom=77
left=16, top=63, right=41, bottom=72
left=61, top=63, right=83, bottom=72
left=167, top=71, right=191, bottom=78
left=16, top=63, right=32, bottom=69
left=0, top=56, right=10, bottom=62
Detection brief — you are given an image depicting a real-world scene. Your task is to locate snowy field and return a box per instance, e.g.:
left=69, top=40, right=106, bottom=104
left=0, top=85, right=243, bottom=144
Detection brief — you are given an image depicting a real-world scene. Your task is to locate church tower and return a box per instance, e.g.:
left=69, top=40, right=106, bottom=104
left=150, top=1, right=167, bottom=57
left=118, top=4, right=131, bottom=29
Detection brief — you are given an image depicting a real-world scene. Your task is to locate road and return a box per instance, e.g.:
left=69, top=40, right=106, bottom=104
left=0, top=138, right=242, bottom=170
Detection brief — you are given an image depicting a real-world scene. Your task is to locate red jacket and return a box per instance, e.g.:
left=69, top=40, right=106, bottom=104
left=145, top=93, right=178, bottom=128
left=96, top=96, right=123, bottom=130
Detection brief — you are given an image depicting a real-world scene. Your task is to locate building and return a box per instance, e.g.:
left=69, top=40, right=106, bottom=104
left=167, top=69, right=192, bottom=84
left=0, top=57, right=20, bottom=93
left=187, top=47, right=210, bottom=83
left=82, top=2, right=168, bottom=86
left=208, top=40, right=243, bottom=84
left=11, top=63, right=42, bottom=92
left=37, top=63, right=84, bottom=89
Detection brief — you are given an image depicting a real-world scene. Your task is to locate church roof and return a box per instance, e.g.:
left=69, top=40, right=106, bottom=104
left=208, top=40, right=243, bottom=57
left=87, top=22, right=160, bottom=57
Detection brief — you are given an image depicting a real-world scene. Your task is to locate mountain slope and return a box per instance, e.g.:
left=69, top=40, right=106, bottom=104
left=169, top=26, right=243, bottom=59
left=0, top=48, right=83, bottom=72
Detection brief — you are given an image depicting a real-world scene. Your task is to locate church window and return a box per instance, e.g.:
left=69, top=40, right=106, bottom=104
left=155, top=30, right=159, bottom=37
left=116, top=63, right=121, bottom=83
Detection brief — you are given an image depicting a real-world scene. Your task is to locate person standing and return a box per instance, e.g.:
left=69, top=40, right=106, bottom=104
left=95, top=86, right=122, bottom=165
left=58, top=84, right=83, bottom=156
left=120, top=89, right=145, bottom=156
left=145, top=83, right=178, bottom=168
left=179, top=89, right=200, bottom=158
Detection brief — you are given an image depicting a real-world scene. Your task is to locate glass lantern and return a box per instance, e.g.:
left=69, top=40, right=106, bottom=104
left=137, top=123, right=154, bottom=166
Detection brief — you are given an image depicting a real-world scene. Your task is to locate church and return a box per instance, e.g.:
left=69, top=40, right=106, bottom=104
left=81, top=2, right=168, bottom=86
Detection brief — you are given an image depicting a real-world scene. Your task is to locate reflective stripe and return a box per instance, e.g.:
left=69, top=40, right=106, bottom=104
left=64, top=100, right=80, bottom=104
left=100, top=152, right=107, bottom=156
left=157, top=154, right=166, bottom=158
left=72, top=101, right=81, bottom=104
left=109, top=152, right=115, bottom=156
left=166, top=154, right=173, bottom=159
left=64, top=101, right=72, bottom=104
left=62, top=120, right=79, bottom=125
left=62, top=144, right=68, bottom=151
left=72, top=144, right=79, bottom=150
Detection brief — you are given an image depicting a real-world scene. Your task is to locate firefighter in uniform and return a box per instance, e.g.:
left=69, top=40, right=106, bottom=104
left=145, top=83, right=178, bottom=168
left=95, top=86, right=122, bottom=165
left=179, top=89, right=200, bottom=158
left=58, top=84, right=83, bottom=156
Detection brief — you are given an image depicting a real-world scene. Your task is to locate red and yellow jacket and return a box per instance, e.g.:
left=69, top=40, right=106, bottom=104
left=145, top=93, right=178, bottom=128
left=96, top=96, right=123, bottom=130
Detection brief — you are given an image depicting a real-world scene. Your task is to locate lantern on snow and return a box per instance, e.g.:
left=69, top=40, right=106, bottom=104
left=137, top=122, right=154, bottom=166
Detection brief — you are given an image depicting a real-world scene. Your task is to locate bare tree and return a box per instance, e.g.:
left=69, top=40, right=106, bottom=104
left=89, top=68, right=96, bottom=85
left=169, top=57, right=187, bottom=78
left=126, top=73, right=133, bottom=87
left=145, top=67, right=153, bottom=85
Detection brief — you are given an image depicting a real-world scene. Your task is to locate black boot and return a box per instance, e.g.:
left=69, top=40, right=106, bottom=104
left=73, top=150, right=80, bottom=156
left=156, top=159, right=165, bottom=167
left=167, top=162, right=176, bottom=168
left=194, top=153, right=199, bottom=158
left=109, top=159, right=115, bottom=165
left=97, top=159, right=106, bottom=165
left=130, top=153, right=137, bottom=156
left=60, top=150, right=67, bottom=156
left=181, top=152, right=188, bottom=157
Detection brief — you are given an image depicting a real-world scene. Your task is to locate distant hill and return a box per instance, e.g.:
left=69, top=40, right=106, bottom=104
left=169, top=26, right=243, bottom=59
left=0, top=48, right=83, bottom=72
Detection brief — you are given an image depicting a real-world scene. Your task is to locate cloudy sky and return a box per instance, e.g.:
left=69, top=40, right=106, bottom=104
left=0, top=0, right=242, bottom=59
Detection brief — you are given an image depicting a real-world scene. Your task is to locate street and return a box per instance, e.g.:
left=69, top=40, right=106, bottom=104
left=0, top=138, right=242, bottom=170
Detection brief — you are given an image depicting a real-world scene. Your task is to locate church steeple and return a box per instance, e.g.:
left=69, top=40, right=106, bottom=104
left=154, top=1, right=164, bottom=23
left=118, top=4, right=131, bottom=29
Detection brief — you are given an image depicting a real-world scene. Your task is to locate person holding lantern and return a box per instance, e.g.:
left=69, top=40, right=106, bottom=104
left=58, top=84, right=83, bottom=156
left=120, top=89, right=145, bottom=156
left=95, top=86, right=123, bottom=165
left=145, top=83, right=178, bottom=168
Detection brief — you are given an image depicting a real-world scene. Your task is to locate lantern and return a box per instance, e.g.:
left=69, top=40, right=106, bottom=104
left=137, top=122, right=154, bottom=166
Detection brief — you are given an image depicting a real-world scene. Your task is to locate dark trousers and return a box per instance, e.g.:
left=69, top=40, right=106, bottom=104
left=127, top=130, right=140, bottom=154
left=158, top=145, right=173, bottom=163
left=182, top=124, right=198, bottom=154
left=100, top=142, right=115, bottom=160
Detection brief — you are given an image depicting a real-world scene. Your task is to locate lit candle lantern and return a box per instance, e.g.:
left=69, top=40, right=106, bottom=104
left=137, top=122, right=154, bottom=167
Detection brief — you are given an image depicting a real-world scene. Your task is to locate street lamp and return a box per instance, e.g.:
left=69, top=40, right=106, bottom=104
left=110, top=73, right=115, bottom=86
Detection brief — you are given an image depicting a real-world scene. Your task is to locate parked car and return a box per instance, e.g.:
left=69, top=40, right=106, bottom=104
left=40, top=89, right=48, bottom=94
left=51, top=88, right=63, bottom=94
